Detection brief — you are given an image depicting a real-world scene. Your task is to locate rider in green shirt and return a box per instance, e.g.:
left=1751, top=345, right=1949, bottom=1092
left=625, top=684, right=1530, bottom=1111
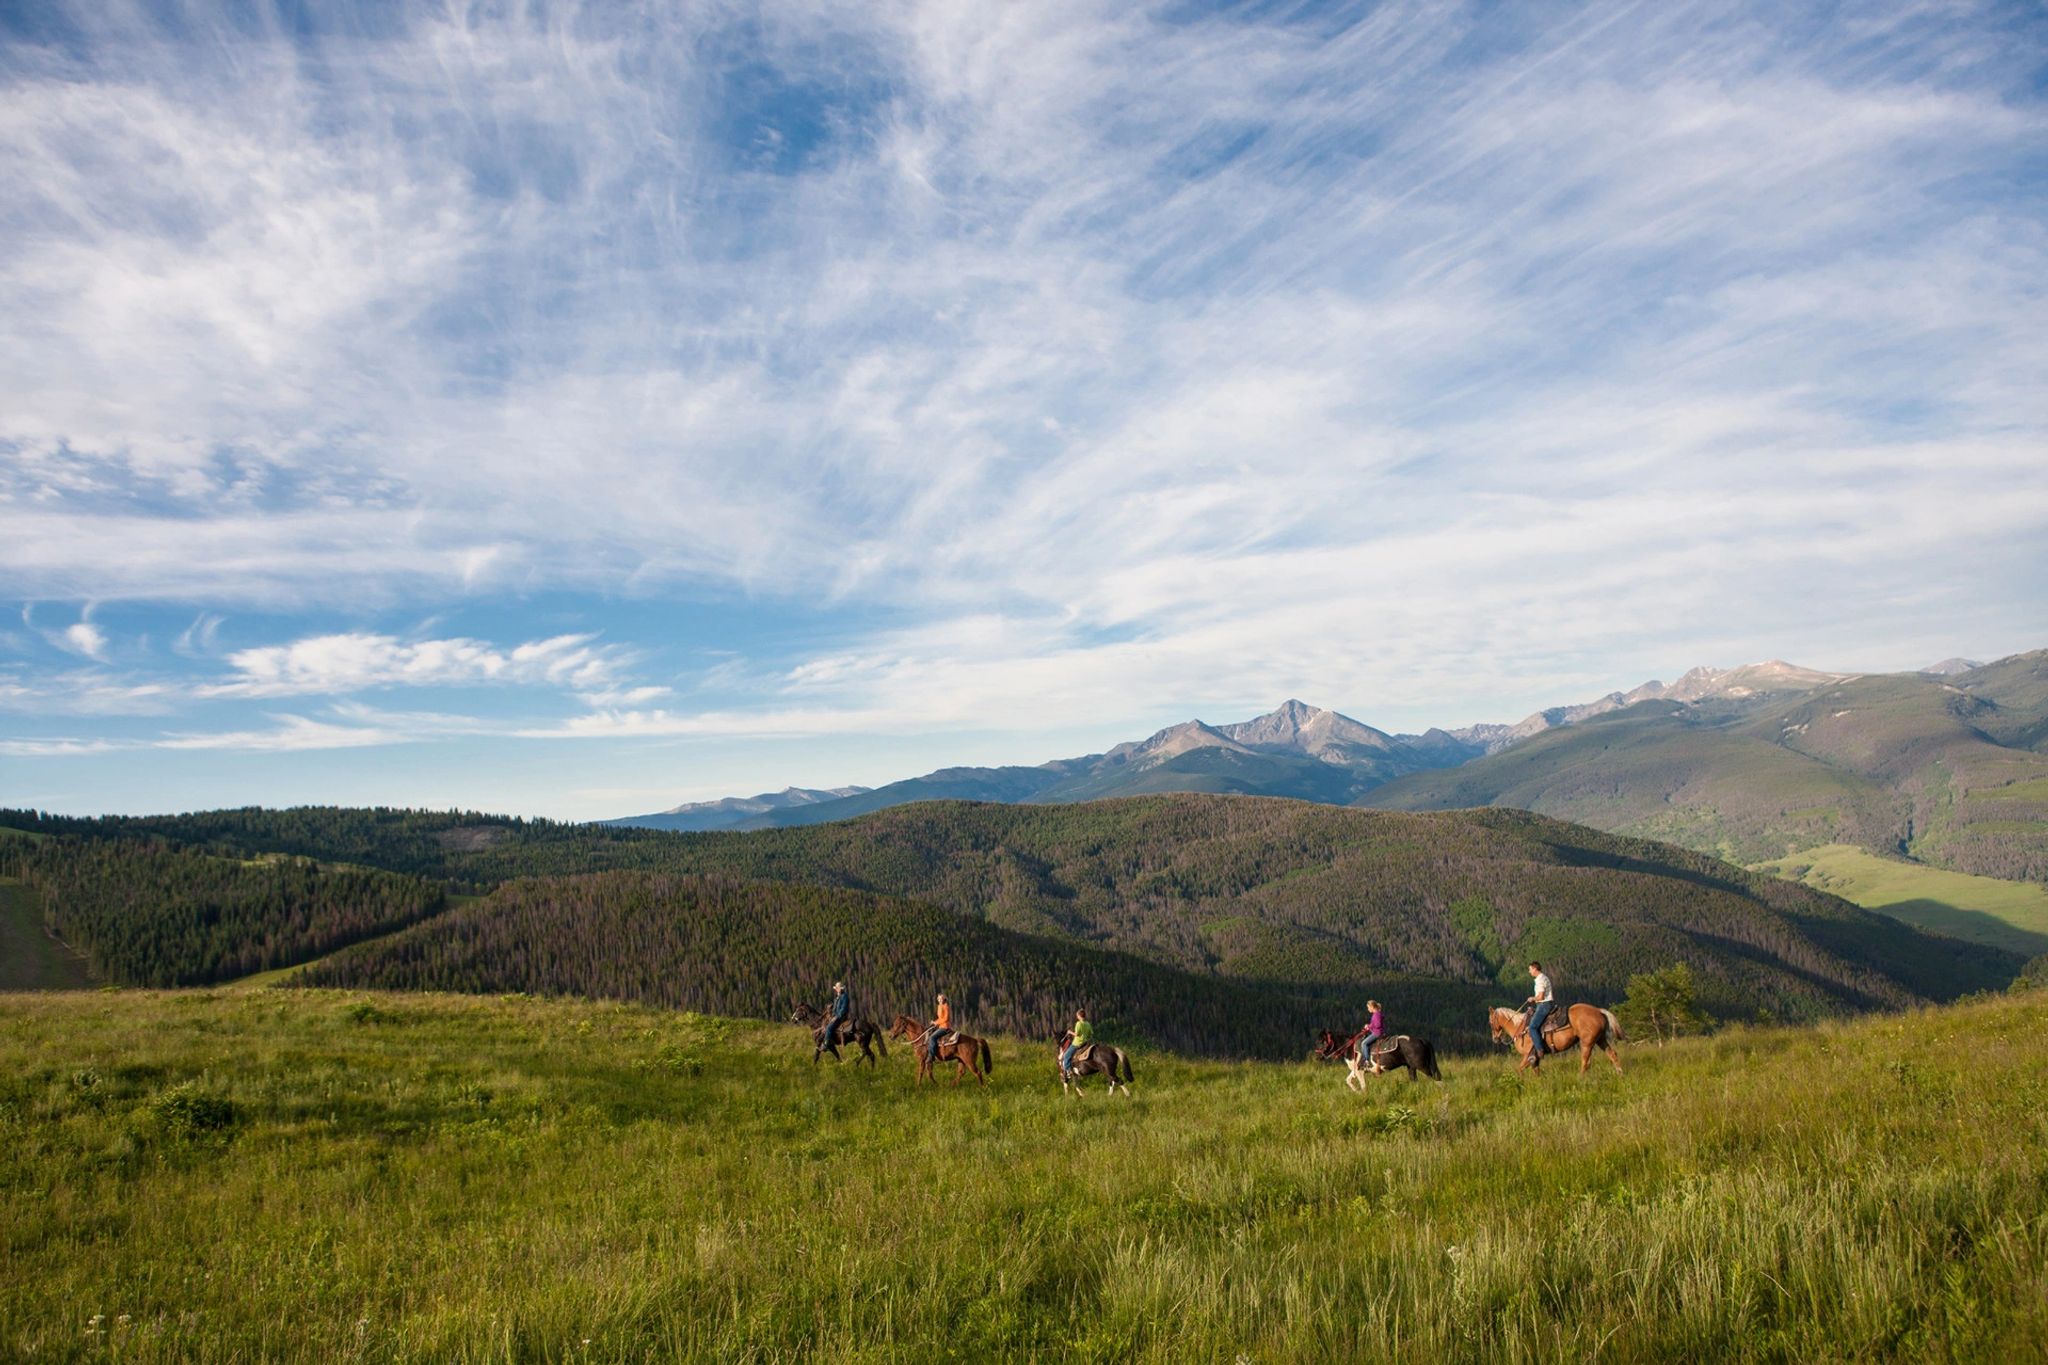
left=1061, top=1008, right=1094, bottom=1075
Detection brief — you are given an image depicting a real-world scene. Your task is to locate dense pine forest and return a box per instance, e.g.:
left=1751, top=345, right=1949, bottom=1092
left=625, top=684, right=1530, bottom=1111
left=0, top=796, right=2021, bottom=1051
left=0, top=835, right=443, bottom=986
left=296, top=872, right=1488, bottom=1056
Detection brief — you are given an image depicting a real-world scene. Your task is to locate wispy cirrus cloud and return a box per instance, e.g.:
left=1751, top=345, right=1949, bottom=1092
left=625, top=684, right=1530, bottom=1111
left=204, top=632, right=632, bottom=699
left=2, top=1, right=2043, bottom=813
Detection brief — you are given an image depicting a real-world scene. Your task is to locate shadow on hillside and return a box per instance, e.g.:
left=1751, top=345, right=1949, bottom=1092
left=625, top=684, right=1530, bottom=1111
left=1868, top=900, right=2048, bottom=959
left=1782, top=910, right=2023, bottom=1000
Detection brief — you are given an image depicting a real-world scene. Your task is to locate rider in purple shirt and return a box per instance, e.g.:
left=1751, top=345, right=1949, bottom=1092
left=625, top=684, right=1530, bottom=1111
left=1359, top=1000, right=1385, bottom=1069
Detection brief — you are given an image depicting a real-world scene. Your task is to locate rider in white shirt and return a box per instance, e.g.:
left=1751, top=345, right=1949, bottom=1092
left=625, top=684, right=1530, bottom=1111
left=1526, top=962, right=1556, bottom=1060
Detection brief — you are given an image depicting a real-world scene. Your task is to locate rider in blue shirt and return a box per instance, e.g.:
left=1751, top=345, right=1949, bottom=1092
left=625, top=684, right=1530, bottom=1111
left=816, top=980, right=851, bottom=1055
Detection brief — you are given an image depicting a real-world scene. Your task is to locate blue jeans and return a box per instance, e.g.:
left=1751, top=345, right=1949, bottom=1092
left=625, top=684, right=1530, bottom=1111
left=1359, top=1030, right=1382, bottom=1063
left=927, top=1029, right=943, bottom=1061
left=1528, top=1002, right=1554, bottom=1056
left=1061, top=1043, right=1079, bottom=1073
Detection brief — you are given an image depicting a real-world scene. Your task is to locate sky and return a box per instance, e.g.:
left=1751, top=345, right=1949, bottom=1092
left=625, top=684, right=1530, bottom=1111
left=2, top=0, right=2045, bottom=820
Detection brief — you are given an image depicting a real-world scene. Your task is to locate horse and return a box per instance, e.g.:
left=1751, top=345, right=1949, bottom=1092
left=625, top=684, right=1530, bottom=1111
left=791, top=1003, right=886, bottom=1066
left=1489, top=1004, right=1623, bottom=1075
left=1347, top=1034, right=1442, bottom=1087
left=1313, top=1027, right=1362, bottom=1062
left=1317, top=1026, right=1440, bottom=1084
left=888, top=1015, right=993, bottom=1087
left=1056, top=1029, right=1133, bottom=1098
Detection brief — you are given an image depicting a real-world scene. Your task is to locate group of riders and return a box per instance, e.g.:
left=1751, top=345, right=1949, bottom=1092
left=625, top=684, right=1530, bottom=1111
left=811, top=980, right=1096, bottom=1078
left=1347, top=960, right=1562, bottom=1070
left=810, top=957, right=1577, bottom=1078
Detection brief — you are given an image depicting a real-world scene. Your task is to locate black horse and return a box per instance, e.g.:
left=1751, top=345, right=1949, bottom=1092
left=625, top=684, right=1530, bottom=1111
left=1360, top=1034, right=1442, bottom=1083
left=791, top=1003, right=887, bottom=1066
left=1056, top=1029, right=1134, bottom=1098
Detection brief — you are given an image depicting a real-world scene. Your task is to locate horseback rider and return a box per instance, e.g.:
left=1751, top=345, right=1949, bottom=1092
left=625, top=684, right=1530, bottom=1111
left=1061, top=1008, right=1093, bottom=1077
left=816, top=980, right=851, bottom=1055
left=1525, top=961, right=1555, bottom=1061
left=925, top=992, right=954, bottom=1066
left=1359, top=999, right=1385, bottom=1071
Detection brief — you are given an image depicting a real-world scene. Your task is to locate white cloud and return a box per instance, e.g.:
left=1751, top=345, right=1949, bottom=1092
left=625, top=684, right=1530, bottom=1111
left=56, top=621, right=109, bottom=661
left=206, top=632, right=630, bottom=698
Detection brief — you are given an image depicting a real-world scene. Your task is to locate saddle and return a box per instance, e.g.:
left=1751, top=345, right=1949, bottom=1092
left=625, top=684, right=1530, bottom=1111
left=1068, top=1041, right=1098, bottom=1066
left=1362, top=1036, right=1407, bottom=1067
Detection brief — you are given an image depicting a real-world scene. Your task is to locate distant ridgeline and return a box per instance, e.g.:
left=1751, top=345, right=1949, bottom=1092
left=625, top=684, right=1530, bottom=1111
left=1365, top=654, right=2048, bottom=883
left=0, top=796, right=2019, bottom=1056
left=0, top=834, right=444, bottom=987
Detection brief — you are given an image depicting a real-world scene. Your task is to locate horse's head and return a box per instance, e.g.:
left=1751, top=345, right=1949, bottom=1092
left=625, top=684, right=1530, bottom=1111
left=1488, top=1009, right=1508, bottom=1045
left=1055, top=1028, right=1073, bottom=1049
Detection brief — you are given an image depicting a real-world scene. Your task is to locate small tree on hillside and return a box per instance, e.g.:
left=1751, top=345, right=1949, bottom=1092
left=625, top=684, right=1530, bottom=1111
left=1618, top=962, right=1710, bottom=1045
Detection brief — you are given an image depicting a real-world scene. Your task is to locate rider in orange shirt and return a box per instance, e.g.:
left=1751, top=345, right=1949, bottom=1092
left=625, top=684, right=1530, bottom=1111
left=925, top=992, right=953, bottom=1066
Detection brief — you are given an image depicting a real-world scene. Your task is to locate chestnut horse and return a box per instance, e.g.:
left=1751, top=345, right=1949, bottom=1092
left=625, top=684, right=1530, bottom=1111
left=889, top=1014, right=993, bottom=1087
left=1489, top=1004, right=1623, bottom=1075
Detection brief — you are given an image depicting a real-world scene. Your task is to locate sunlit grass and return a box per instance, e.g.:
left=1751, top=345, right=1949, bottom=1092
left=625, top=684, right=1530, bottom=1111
left=3, top=986, right=2045, bottom=1362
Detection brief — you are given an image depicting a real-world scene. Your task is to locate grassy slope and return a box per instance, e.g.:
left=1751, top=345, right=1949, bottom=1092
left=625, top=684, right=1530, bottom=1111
left=0, top=877, right=98, bottom=991
left=1752, top=843, right=2048, bottom=957
left=4, top=987, right=2045, bottom=1363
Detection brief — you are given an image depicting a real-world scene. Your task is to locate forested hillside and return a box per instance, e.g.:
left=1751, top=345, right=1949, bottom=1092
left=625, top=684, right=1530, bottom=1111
left=584, top=798, right=2015, bottom=1018
left=1, top=795, right=2017, bottom=1030
left=0, top=837, right=444, bottom=986
left=296, top=872, right=1488, bottom=1055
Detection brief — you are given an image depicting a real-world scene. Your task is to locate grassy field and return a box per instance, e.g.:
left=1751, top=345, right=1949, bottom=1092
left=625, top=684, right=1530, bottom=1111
left=4, top=988, right=2045, bottom=1362
left=1753, top=843, right=2048, bottom=957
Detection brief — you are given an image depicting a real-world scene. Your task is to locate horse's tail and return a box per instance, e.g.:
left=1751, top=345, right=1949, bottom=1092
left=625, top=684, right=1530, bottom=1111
left=1601, top=1008, right=1623, bottom=1044
left=1420, top=1040, right=1441, bottom=1080
left=1120, top=1049, right=1134, bottom=1084
left=874, top=1023, right=888, bottom=1057
left=979, top=1038, right=993, bottom=1075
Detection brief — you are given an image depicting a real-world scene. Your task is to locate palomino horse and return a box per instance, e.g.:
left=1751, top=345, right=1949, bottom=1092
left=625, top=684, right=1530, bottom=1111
left=791, top=1003, right=887, bottom=1066
left=1056, top=1029, right=1133, bottom=1098
left=1489, top=1004, right=1623, bottom=1075
left=888, top=1015, right=993, bottom=1087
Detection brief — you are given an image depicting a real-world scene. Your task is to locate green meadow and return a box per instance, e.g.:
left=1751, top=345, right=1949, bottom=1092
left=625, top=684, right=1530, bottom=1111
left=1753, top=843, right=2048, bottom=958
left=4, top=987, right=2046, bottom=1362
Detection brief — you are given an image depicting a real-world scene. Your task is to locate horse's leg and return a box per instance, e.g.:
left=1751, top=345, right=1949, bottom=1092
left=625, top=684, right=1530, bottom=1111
left=1579, top=1036, right=1594, bottom=1076
left=1605, top=1035, right=1623, bottom=1072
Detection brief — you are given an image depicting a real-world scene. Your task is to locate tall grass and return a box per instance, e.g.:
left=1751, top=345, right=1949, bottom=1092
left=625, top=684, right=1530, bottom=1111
left=3, top=987, right=2044, bottom=1362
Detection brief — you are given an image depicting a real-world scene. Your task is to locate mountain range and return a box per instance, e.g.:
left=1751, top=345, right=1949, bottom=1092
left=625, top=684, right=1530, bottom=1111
left=613, top=653, right=2048, bottom=887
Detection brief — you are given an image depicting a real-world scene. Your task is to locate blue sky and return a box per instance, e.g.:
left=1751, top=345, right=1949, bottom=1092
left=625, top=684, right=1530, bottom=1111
left=2, top=0, right=2045, bottom=819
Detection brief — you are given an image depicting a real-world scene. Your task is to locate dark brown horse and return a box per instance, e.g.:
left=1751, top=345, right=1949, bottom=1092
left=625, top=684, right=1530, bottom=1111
left=1489, top=1004, right=1623, bottom=1075
left=889, top=1014, right=992, bottom=1087
left=1313, top=1026, right=1365, bottom=1062
left=1056, top=1029, right=1133, bottom=1098
left=792, top=1003, right=886, bottom=1066
left=1315, top=1026, right=1440, bottom=1081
